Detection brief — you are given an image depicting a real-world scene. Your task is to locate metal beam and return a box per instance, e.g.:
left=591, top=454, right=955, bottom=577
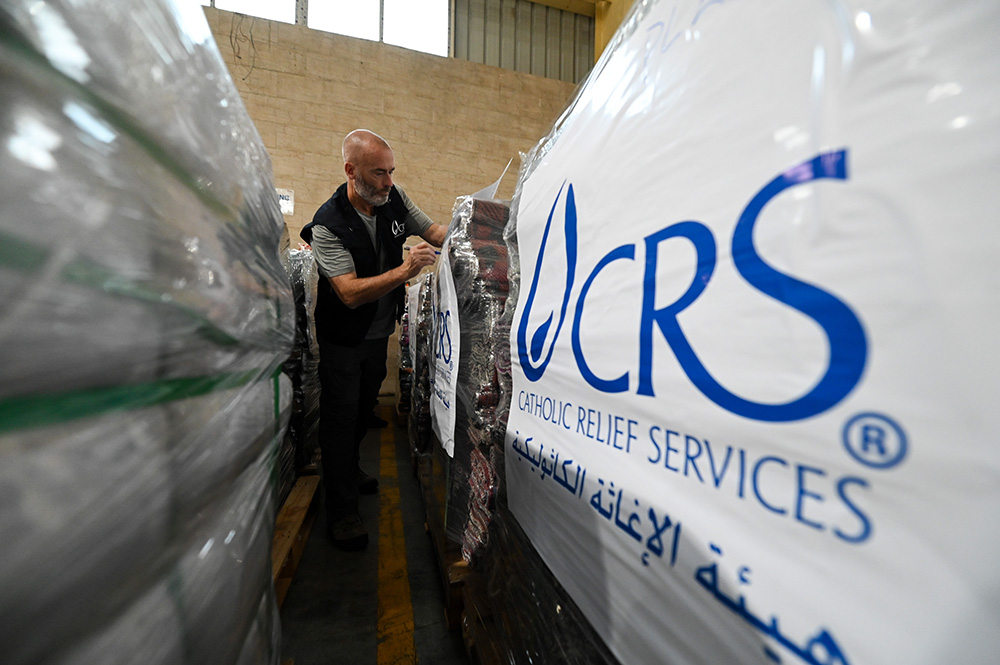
left=524, top=0, right=597, bottom=18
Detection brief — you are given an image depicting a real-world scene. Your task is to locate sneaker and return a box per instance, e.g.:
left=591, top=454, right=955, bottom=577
left=357, top=468, right=379, bottom=495
left=328, top=514, right=368, bottom=551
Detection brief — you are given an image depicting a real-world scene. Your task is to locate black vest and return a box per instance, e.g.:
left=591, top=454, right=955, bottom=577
left=301, top=183, right=409, bottom=345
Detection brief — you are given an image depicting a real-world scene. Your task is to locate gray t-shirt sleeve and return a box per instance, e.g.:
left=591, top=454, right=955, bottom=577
left=309, top=225, right=355, bottom=278
left=310, top=186, right=434, bottom=279
left=396, top=185, right=435, bottom=237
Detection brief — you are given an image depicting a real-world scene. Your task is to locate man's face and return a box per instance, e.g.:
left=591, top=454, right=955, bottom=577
left=352, top=146, right=395, bottom=208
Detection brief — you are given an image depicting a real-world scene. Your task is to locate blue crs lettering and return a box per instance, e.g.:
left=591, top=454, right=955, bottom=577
left=516, top=150, right=868, bottom=423
left=435, top=309, right=452, bottom=364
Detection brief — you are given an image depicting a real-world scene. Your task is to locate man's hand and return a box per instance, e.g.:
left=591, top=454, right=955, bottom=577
left=402, top=242, right=438, bottom=278
left=330, top=242, right=440, bottom=308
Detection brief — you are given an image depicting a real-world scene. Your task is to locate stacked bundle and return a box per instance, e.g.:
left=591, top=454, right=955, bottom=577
left=397, top=282, right=414, bottom=416
left=0, top=1, right=294, bottom=663
left=437, top=196, right=511, bottom=557
left=453, top=191, right=617, bottom=665
left=407, top=273, right=436, bottom=456
left=409, top=186, right=614, bottom=662
left=279, top=244, right=321, bottom=504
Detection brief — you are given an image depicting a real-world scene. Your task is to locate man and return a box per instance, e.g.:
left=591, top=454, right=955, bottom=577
left=301, top=129, right=447, bottom=550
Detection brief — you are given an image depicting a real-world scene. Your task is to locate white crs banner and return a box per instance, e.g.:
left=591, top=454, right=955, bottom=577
left=505, top=1, right=1000, bottom=664
left=431, top=236, right=459, bottom=457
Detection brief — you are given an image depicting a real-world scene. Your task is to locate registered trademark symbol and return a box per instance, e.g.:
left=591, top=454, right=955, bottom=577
left=842, top=412, right=907, bottom=469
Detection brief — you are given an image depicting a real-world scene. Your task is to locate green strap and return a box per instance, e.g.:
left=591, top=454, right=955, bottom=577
left=0, top=369, right=264, bottom=436
left=58, top=255, right=242, bottom=346
left=0, top=230, right=49, bottom=274
left=0, top=33, right=234, bottom=219
left=268, top=368, right=283, bottom=493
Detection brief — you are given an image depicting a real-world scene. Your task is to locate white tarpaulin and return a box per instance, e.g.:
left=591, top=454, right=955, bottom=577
left=505, top=1, right=1000, bottom=664
left=431, top=235, right=459, bottom=456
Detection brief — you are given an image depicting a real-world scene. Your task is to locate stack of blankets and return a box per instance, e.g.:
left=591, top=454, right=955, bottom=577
left=0, top=2, right=294, bottom=663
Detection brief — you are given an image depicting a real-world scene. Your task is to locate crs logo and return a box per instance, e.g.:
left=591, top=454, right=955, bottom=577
left=516, top=150, right=868, bottom=423
left=435, top=309, right=453, bottom=364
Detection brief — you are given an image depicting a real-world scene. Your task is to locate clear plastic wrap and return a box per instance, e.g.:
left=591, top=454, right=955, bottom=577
left=446, top=163, right=620, bottom=665
left=408, top=273, right=436, bottom=456
left=0, top=1, right=294, bottom=663
left=434, top=196, right=511, bottom=551
left=278, top=242, right=321, bottom=505
left=55, top=450, right=284, bottom=665
left=415, top=184, right=616, bottom=663
left=397, top=285, right=414, bottom=415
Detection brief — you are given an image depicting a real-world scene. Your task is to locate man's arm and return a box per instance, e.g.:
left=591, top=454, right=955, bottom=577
left=396, top=186, right=447, bottom=247
left=329, top=242, right=438, bottom=308
left=420, top=222, right=449, bottom=247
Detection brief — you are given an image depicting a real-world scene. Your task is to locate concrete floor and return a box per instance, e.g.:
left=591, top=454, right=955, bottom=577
left=278, top=398, right=469, bottom=665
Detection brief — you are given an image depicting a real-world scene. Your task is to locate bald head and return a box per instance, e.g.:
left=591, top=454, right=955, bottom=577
left=342, top=129, right=395, bottom=213
left=342, top=129, right=391, bottom=165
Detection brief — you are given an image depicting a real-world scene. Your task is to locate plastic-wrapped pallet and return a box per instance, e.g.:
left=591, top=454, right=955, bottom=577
left=397, top=285, right=414, bottom=416
left=500, top=1, right=1000, bottom=664
left=278, top=242, right=321, bottom=505
left=55, top=447, right=287, bottom=665
left=427, top=194, right=511, bottom=553
left=0, top=1, right=294, bottom=663
left=452, top=183, right=618, bottom=665
left=408, top=273, right=436, bottom=456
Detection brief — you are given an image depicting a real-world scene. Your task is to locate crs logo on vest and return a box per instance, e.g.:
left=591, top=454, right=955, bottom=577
left=516, top=150, right=868, bottom=423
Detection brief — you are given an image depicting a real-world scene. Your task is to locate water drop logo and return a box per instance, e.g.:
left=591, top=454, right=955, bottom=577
left=516, top=182, right=578, bottom=381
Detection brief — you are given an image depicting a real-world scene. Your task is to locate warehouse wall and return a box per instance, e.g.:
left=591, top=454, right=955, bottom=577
left=203, top=7, right=579, bottom=244
left=453, top=0, right=595, bottom=83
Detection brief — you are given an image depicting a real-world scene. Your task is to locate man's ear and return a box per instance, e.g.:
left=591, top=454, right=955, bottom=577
left=344, top=161, right=355, bottom=180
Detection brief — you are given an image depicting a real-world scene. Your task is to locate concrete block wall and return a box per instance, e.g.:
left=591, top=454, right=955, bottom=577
left=204, top=7, right=580, bottom=242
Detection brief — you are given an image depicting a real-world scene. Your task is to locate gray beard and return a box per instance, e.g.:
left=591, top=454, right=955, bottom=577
left=356, top=178, right=390, bottom=208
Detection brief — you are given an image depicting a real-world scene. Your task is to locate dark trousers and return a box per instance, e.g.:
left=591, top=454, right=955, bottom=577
left=317, top=336, right=388, bottom=523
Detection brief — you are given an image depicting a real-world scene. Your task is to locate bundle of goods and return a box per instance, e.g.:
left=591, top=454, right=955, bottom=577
left=498, top=1, right=1000, bottom=664
left=0, top=1, right=294, bottom=663
left=461, top=511, right=620, bottom=665
left=279, top=243, right=321, bottom=503
left=397, top=282, right=414, bottom=416
left=407, top=273, right=436, bottom=456
left=453, top=188, right=619, bottom=665
left=432, top=195, right=511, bottom=556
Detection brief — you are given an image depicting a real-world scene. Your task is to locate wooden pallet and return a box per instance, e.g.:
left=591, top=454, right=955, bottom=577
left=271, top=474, right=320, bottom=607
left=415, top=448, right=469, bottom=630
left=461, top=570, right=504, bottom=665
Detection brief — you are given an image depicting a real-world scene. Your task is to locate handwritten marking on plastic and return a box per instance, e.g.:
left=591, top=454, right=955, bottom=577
left=642, top=0, right=726, bottom=82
